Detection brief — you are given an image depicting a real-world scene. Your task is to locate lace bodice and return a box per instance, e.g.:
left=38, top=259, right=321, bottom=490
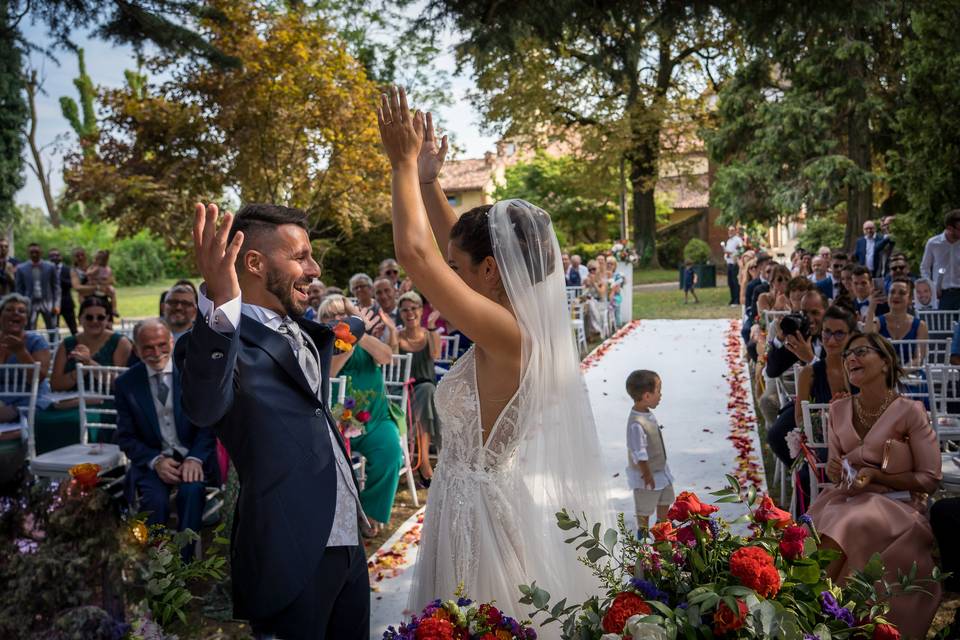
left=434, top=346, right=528, bottom=472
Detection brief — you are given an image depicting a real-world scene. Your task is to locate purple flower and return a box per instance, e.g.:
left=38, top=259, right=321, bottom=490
left=344, top=397, right=356, bottom=410
left=707, top=518, right=721, bottom=538
left=15, top=538, right=38, bottom=554
left=456, top=597, right=472, bottom=606
left=799, top=514, right=814, bottom=526
left=820, top=591, right=854, bottom=627
left=803, top=635, right=820, bottom=640
left=629, top=578, right=670, bottom=603
left=524, top=628, right=537, bottom=640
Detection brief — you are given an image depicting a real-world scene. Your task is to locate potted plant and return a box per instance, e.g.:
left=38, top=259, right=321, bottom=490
left=678, top=238, right=716, bottom=288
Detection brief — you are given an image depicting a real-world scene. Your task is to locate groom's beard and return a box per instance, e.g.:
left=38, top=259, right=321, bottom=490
left=266, top=268, right=309, bottom=319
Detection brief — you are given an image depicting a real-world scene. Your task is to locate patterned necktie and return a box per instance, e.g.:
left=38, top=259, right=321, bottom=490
left=155, top=374, right=169, bottom=406
left=277, top=318, right=321, bottom=394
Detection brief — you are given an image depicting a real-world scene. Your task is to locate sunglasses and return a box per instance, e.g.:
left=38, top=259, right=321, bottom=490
left=385, top=270, right=398, bottom=275
left=83, top=314, right=107, bottom=322
left=589, top=268, right=597, bottom=272
left=891, top=265, right=907, bottom=271
left=842, top=345, right=880, bottom=360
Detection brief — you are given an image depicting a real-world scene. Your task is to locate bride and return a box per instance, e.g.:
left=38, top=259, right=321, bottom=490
left=377, top=87, right=612, bottom=623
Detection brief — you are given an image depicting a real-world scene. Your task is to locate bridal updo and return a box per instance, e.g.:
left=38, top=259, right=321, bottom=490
left=449, top=201, right=556, bottom=284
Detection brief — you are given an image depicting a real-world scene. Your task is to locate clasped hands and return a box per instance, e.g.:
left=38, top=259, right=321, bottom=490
left=826, top=457, right=876, bottom=493
left=156, top=456, right=204, bottom=486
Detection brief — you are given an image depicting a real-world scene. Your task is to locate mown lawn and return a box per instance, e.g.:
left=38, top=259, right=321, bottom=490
left=116, top=279, right=194, bottom=319
left=632, top=285, right=740, bottom=320
left=632, top=268, right=680, bottom=285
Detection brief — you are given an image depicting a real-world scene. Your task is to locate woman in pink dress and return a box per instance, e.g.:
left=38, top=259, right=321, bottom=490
left=808, top=331, right=942, bottom=639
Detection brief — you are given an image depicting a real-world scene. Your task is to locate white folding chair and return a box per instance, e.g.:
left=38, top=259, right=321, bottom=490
left=29, top=364, right=128, bottom=479
left=0, top=363, right=41, bottom=451
left=775, top=363, right=802, bottom=410
left=329, top=375, right=364, bottom=490
left=918, top=310, right=960, bottom=341
left=889, top=338, right=952, bottom=374
left=565, top=286, right=583, bottom=309
left=382, top=353, right=418, bottom=506
left=927, top=364, right=960, bottom=442
left=799, top=401, right=832, bottom=506
left=435, top=334, right=461, bottom=378
left=570, top=302, right=588, bottom=356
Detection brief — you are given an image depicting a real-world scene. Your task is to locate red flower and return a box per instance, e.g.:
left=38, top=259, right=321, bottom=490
left=356, top=410, right=372, bottom=423
left=477, top=603, right=502, bottom=627
left=729, top=546, right=781, bottom=598
left=650, top=521, right=677, bottom=542
left=676, top=519, right=712, bottom=546
left=713, top=599, right=749, bottom=635
left=68, top=463, right=100, bottom=490
left=415, top=616, right=456, bottom=640
left=873, top=623, right=901, bottom=640
left=754, top=495, right=793, bottom=529
left=601, top=592, right=652, bottom=634
left=667, top=491, right=718, bottom=521
left=778, top=525, right=808, bottom=560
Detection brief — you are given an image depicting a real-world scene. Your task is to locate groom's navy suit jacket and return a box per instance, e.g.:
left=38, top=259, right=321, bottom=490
left=176, top=313, right=365, bottom=621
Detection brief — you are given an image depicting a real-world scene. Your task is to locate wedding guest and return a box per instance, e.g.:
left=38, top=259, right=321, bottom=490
left=798, top=253, right=812, bottom=278
left=850, top=265, right=888, bottom=321
left=606, top=256, right=625, bottom=326
left=49, top=248, right=76, bottom=336
left=875, top=215, right=897, bottom=277
left=0, top=294, right=53, bottom=423
left=51, top=296, right=132, bottom=392
left=397, top=291, right=441, bottom=486
left=563, top=253, right=581, bottom=287
left=349, top=273, right=376, bottom=309
left=378, top=258, right=401, bottom=287
left=625, top=370, right=674, bottom=534
left=162, top=284, right=198, bottom=341
left=738, top=253, right=757, bottom=306
left=914, top=278, right=938, bottom=311
left=765, top=289, right=827, bottom=378
left=829, top=251, right=849, bottom=299
left=583, top=259, right=607, bottom=337
left=86, top=249, right=118, bottom=317
left=682, top=260, right=699, bottom=304
left=69, top=248, right=97, bottom=302
left=786, top=277, right=814, bottom=313
left=571, top=254, right=589, bottom=282
left=303, top=279, right=325, bottom=321
left=324, top=296, right=402, bottom=537
left=0, top=238, right=17, bottom=268
left=864, top=276, right=929, bottom=368
left=374, top=277, right=399, bottom=326
left=723, top=226, right=743, bottom=306
left=742, top=254, right=772, bottom=344
left=115, top=319, right=217, bottom=561
left=809, top=256, right=833, bottom=300
left=920, top=209, right=960, bottom=310
left=756, top=264, right=791, bottom=317
left=853, top=220, right=882, bottom=275
left=809, top=331, right=941, bottom=638
left=15, top=242, right=60, bottom=336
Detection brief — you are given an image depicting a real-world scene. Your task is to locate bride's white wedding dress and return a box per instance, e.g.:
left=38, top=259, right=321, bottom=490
left=406, top=200, right=613, bottom=627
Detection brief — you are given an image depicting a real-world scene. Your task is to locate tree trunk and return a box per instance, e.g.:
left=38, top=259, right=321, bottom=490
left=629, top=137, right=661, bottom=268
left=24, top=71, right=60, bottom=227
left=843, top=34, right=871, bottom=249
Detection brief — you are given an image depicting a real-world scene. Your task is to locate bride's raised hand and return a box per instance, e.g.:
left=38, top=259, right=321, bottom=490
left=418, top=112, right=448, bottom=184
left=377, top=86, right=424, bottom=168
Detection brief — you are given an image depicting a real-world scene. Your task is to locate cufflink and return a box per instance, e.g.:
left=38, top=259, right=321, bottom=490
left=211, top=350, right=224, bottom=360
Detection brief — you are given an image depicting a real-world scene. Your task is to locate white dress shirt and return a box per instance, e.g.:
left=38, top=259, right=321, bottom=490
left=921, top=232, right=960, bottom=290
left=147, top=358, right=200, bottom=470
left=864, top=236, right=877, bottom=271
left=625, top=410, right=674, bottom=490
left=197, top=287, right=366, bottom=546
left=724, top=236, right=743, bottom=264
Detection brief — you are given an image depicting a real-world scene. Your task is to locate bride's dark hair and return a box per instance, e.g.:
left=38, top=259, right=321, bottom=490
left=449, top=202, right=556, bottom=284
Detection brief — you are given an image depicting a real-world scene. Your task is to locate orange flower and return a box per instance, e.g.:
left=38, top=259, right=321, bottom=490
left=601, top=592, right=652, bottom=634
left=667, top=491, right=718, bottom=521
left=333, top=322, right=357, bottom=352
left=754, top=495, right=793, bottom=529
left=650, top=521, right=678, bottom=542
left=68, top=463, right=100, bottom=490
left=341, top=409, right=353, bottom=421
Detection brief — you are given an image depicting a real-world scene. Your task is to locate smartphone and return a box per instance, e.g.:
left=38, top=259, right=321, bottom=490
left=872, top=277, right=885, bottom=292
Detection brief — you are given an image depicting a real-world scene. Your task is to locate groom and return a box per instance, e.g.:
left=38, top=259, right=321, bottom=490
left=178, top=203, right=369, bottom=640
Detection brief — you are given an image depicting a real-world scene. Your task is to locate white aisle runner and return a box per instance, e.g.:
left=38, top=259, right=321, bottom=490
left=368, top=319, right=765, bottom=638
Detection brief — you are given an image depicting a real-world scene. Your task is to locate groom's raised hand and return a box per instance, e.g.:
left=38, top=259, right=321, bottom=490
left=377, top=86, right=424, bottom=168
left=193, top=203, right=244, bottom=308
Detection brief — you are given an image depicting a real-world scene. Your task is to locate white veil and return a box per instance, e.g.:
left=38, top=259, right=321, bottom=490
left=488, top=199, right=615, bottom=602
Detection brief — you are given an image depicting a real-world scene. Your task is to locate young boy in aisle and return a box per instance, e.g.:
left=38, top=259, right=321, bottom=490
left=625, top=369, right=675, bottom=537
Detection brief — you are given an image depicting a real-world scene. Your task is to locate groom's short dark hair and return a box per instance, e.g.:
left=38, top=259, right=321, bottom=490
left=229, top=204, right=309, bottom=266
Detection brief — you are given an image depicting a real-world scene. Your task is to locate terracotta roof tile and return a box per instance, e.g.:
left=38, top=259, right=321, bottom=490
left=440, top=158, right=496, bottom=192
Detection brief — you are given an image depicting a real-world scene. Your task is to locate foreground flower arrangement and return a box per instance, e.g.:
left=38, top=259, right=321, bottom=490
left=517, top=478, right=936, bottom=640
left=383, top=590, right=538, bottom=640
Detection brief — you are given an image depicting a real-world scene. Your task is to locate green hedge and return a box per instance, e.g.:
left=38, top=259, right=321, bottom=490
left=795, top=216, right=845, bottom=253
left=563, top=242, right=610, bottom=260
left=13, top=220, right=191, bottom=286
left=683, top=238, right=713, bottom=264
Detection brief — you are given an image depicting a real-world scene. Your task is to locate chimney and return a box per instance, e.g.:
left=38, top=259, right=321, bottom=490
left=484, top=151, right=495, bottom=167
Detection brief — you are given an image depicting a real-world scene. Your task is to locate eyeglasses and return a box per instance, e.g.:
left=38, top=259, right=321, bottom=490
left=165, top=300, right=195, bottom=308
left=588, top=268, right=597, bottom=272
left=842, top=345, right=880, bottom=360
left=385, top=270, right=398, bottom=275
left=83, top=314, right=107, bottom=322
left=822, top=329, right=849, bottom=342
left=891, top=265, right=907, bottom=272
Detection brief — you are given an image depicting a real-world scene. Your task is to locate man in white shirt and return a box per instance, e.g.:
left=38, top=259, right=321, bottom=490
left=115, top=319, right=216, bottom=560
left=921, top=209, right=960, bottom=310
left=854, top=220, right=881, bottom=274
left=571, top=254, right=589, bottom=281
left=723, top=226, right=743, bottom=306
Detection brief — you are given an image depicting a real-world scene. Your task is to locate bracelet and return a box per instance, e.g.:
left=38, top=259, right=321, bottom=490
left=428, top=327, right=439, bottom=332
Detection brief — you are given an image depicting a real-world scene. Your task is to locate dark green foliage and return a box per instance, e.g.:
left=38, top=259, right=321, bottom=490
left=795, top=215, right=845, bottom=253
left=0, top=3, right=27, bottom=228
left=315, top=222, right=397, bottom=289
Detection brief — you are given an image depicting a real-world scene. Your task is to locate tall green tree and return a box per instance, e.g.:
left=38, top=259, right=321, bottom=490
left=0, top=4, right=27, bottom=229
left=424, top=0, right=729, bottom=266
left=60, top=49, right=99, bottom=158
left=706, top=1, right=909, bottom=248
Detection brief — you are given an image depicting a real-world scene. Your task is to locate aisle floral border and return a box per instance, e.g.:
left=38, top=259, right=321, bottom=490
left=724, top=320, right=765, bottom=490
left=581, top=320, right=643, bottom=371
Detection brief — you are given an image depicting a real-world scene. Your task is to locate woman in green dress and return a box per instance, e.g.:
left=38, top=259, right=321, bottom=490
left=323, top=294, right=402, bottom=537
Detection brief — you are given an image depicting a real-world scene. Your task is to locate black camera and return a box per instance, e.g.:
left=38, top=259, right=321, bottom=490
left=779, top=313, right=810, bottom=338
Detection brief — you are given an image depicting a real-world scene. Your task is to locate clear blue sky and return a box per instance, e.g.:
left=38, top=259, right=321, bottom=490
left=15, top=16, right=497, bottom=210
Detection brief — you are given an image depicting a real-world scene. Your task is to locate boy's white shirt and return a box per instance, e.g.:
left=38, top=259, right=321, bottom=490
left=626, top=409, right=674, bottom=491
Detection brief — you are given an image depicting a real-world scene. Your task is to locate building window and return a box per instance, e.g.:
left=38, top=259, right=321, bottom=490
left=447, top=195, right=461, bottom=207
